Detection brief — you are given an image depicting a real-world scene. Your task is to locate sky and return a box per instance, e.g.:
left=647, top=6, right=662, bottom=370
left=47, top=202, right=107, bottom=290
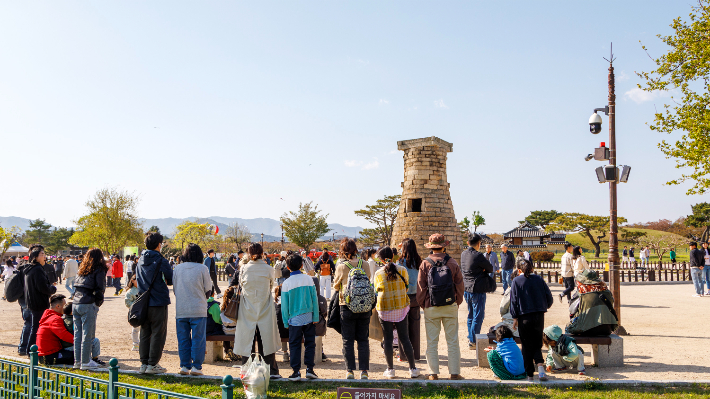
left=1, top=1, right=707, bottom=233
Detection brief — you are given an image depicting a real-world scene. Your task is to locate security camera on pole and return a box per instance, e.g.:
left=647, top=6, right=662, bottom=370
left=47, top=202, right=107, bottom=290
left=585, top=44, right=628, bottom=335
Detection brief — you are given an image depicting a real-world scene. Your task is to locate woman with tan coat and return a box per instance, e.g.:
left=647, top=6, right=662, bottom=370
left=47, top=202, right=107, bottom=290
left=234, top=243, right=281, bottom=379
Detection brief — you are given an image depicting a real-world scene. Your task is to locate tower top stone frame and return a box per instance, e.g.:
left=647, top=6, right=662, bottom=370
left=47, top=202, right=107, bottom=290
left=390, top=136, right=462, bottom=263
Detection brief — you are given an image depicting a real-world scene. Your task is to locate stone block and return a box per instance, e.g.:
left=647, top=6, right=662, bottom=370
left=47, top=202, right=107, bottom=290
left=205, top=341, right=224, bottom=364
left=475, top=334, right=491, bottom=368
left=591, top=334, right=623, bottom=367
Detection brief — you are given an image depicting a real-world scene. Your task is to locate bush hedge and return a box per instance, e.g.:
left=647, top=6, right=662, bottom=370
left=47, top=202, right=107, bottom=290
left=530, top=251, right=555, bottom=261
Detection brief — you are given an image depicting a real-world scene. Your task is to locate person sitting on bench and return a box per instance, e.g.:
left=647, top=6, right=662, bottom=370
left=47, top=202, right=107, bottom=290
left=566, top=270, right=618, bottom=336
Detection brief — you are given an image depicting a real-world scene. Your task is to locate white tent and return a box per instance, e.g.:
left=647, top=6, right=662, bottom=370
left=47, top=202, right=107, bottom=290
left=4, top=242, right=29, bottom=255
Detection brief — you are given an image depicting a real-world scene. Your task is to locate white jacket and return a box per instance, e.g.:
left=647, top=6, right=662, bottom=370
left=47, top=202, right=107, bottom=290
left=63, top=259, right=79, bottom=278
left=573, top=256, right=589, bottom=276
left=560, top=252, right=574, bottom=278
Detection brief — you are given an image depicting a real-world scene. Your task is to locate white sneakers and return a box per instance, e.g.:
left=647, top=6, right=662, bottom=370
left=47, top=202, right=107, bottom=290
left=80, top=360, right=102, bottom=370
left=383, top=368, right=396, bottom=379
left=72, top=363, right=81, bottom=369
left=190, top=367, right=204, bottom=376
left=410, top=368, right=420, bottom=378
left=179, top=367, right=190, bottom=375
left=215, top=293, right=223, bottom=299
left=131, top=344, right=139, bottom=351
left=144, top=364, right=167, bottom=374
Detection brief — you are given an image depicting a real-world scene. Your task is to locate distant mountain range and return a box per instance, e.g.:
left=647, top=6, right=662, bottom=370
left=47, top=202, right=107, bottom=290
left=0, top=216, right=363, bottom=242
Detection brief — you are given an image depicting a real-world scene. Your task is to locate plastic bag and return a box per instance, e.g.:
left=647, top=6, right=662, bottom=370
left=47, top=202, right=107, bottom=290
left=240, top=354, right=270, bottom=399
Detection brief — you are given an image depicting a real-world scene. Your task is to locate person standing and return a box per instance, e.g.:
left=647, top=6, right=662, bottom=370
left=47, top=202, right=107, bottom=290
left=281, top=254, right=320, bottom=381
left=396, top=238, right=422, bottom=362
left=572, top=246, right=589, bottom=276
left=484, top=244, right=499, bottom=279
left=639, top=246, right=648, bottom=268
left=173, top=244, right=212, bottom=376
left=224, top=255, right=237, bottom=286
left=136, top=232, right=173, bottom=374
left=54, top=256, right=64, bottom=285
left=559, top=243, right=574, bottom=303
left=509, top=258, right=553, bottom=382
left=499, top=244, right=515, bottom=293
left=622, top=246, right=629, bottom=266
left=629, top=247, right=636, bottom=265
left=669, top=248, right=677, bottom=265
left=63, top=256, right=79, bottom=299
left=373, top=246, right=419, bottom=379
left=203, top=249, right=221, bottom=297
left=702, top=242, right=710, bottom=296
left=72, top=248, right=107, bottom=370
left=689, top=242, right=705, bottom=297
left=22, top=244, right=57, bottom=355
left=333, top=238, right=373, bottom=380
left=315, top=250, right=335, bottom=299
left=416, top=234, right=465, bottom=381
left=42, top=255, right=58, bottom=286
left=301, top=250, right=316, bottom=276
left=124, top=255, right=134, bottom=284
left=234, top=243, right=282, bottom=380
left=111, top=255, right=124, bottom=296
left=460, top=234, right=493, bottom=350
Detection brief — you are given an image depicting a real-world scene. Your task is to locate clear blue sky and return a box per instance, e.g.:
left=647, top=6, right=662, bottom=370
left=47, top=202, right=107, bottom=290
left=1, top=1, right=706, bottom=233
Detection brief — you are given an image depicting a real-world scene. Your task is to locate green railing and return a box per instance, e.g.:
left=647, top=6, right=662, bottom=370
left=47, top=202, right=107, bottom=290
left=1, top=346, right=235, bottom=399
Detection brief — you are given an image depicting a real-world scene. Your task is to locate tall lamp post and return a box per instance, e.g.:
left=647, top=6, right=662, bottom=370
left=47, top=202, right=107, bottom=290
left=260, top=233, right=264, bottom=249
left=281, top=225, right=284, bottom=251
left=587, top=46, right=629, bottom=335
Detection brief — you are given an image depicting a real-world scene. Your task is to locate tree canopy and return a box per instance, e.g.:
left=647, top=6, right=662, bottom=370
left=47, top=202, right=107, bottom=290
left=172, top=220, right=212, bottom=250
left=548, top=213, right=628, bottom=258
left=685, top=202, right=710, bottom=242
left=69, top=188, right=144, bottom=255
left=354, top=194, right=400, bottom=246
left=520, top=210, right=563, bottom=230
left=281, top=202, right=330, bottom=250
left=637, top=1, right=710, bottom=194
left=25, top=219, right=53, bottom=246
left=471, top=211, right=485, bottom=233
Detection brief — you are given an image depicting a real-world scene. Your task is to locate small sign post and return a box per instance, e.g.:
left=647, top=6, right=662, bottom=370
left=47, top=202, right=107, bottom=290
left=337, top=387, right=402, bottom=399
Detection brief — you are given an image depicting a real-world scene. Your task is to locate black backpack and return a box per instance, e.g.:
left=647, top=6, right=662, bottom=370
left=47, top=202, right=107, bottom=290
left=4, top=268, right=25, bottom=303
left=425, top=255, right=456, bottom=307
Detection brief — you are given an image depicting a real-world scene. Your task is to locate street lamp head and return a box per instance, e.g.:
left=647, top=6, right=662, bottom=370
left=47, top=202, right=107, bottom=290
left=584, top=154, right=594, bottom=162
left=589, top=112, right=603, bottom=134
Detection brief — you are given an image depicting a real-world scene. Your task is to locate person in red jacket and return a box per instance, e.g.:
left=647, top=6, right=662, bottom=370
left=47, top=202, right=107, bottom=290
left=112, top=255, right=124, bottom=296
left=37, top=294, right=74, bottom=365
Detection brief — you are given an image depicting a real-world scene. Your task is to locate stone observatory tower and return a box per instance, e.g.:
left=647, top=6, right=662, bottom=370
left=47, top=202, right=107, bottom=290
left=390, top=136, right=462, bottom=263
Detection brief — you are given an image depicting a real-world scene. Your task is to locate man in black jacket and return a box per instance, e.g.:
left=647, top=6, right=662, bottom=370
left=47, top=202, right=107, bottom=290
left=460, top=233, right=493, bottom=348
left=203, top=249, right=221, bottom=297
left=22, top=244, right=57, bottom=354
left=43, top=259, right=58, bottom=286
left=689, top=242, right=705, bottom=297
left=499, top=244, right=515, bottom=293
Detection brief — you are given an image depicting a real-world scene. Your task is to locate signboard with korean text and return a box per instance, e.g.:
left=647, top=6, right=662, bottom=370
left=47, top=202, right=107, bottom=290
left=337, top=387, right=401, bottom=399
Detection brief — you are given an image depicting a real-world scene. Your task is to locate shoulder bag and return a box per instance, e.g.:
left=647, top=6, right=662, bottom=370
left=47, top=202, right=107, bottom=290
left=224, top=284, right=242, bottom=320
left=127, top=260, right=160, bottom=328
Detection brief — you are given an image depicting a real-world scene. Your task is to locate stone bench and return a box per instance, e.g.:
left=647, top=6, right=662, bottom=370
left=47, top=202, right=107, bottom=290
left=205, top=335, right=323, bottom=365
left=475, top=332, right=622, bottom=368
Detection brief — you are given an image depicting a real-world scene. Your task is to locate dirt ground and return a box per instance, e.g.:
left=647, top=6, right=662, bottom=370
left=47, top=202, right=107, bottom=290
left=1, top=280, right=708, bottom=382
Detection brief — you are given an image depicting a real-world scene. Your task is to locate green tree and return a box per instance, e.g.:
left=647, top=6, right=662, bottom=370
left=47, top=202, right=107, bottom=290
left=354, top=194, right=400, bottom=246
left=548, top=213, right=628, bottom=258
left=458, top=217, right=471, bottom=246
left=471, top=211, right=486, bottom=233
left=637, top=1, right=710, bottom=194
left=281, top=202, right=330, bottom=250
left=619, top=229, right=648, bottom=245
left=45, top=227, right=75, bottom=255
left=358, top=228, right=382, bottom=247
left=25, top=219, right=53, bottom=245
left=0, top=225, right=22, bottom=260
left=148, top=225, right=161, bottom=233
left=520, top=210, right=563, bottom=230
left=685, top=202, right=710, bottom=242
left=68, top=188, right=144, bottom=255
left=172, top=220, right=211, bottom=250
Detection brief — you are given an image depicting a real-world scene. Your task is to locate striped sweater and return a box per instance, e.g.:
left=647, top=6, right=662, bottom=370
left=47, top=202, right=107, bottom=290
left=280, top=271, right=319, bottom=328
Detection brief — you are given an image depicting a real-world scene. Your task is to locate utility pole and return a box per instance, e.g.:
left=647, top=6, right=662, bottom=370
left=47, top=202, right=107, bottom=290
left=605, top=51, right=626, bottom=335
left=281, top=225, right=284, bottom=251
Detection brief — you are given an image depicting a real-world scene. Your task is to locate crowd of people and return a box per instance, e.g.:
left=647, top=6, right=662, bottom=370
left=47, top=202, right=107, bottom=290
left=2, top=230, right=626, bottom=382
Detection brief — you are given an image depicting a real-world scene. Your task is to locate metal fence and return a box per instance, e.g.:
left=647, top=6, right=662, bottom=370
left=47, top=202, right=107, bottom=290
left=0, top=346, right=236, bottom=399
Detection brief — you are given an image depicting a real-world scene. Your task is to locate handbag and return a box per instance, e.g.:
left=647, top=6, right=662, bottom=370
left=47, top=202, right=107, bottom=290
left=224, top=285, right=242, bottom=320
left=473, top=271, right=497, bottom=293
left=326, top=290, right=342, bottom=334
left=127, top=260, right=160, bottom=328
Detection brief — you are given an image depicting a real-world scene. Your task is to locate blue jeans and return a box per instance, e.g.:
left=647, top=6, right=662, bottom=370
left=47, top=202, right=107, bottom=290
left=19, top=307, right=32, bottom=354
left=704, top=267, right=710, bottom=291
left=29, top=309, right=45, bottom=353
left=464, top=292, right=487, bottom=343
left=176, top=317, right=206, bottom=370
left=65, top=276, right=76, bottom=296
left=691, top=268, right=704, bottom=295
left=501, top=269, right=513, bottom=292
left=65, top=338, right=100, bottom=358
left=288, top=322, right=316, bottom=372
left=73, top=303, right=98, bottom=365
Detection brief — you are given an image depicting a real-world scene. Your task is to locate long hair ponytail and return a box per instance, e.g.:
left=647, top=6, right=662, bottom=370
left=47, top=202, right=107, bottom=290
left=377, top=246, right=399, bottom=282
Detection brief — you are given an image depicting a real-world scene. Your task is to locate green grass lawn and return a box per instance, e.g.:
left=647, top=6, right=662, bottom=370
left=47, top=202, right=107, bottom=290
left=62, top=368, right=709, bottom=399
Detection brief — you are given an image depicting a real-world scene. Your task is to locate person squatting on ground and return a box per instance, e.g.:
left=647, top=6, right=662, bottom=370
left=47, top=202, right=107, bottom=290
left=235, top=243, right=282, bottom=380
left=416, top=234, right=465, bottom=381
left=280, top=253, right=320, bottom=381
left=373, top=246, right=420, bottom=379
left=543, top=325, right=586, bottom=375
left=72, top=248, right=107, bottom=370
left=484, top=325, right=526, bottom=380
left=173, top=243, right=213, bottom=376
left=136, top=232, right=173, bottom=374
left=124, top=276, right=141, bottom=351
left=509, top=258, right=553, bottom=381
left=395, top=238, right=422, bottom=363
left=460, top=233, right=494, bottom=350
left=333, top=238, right=373, bottom=380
